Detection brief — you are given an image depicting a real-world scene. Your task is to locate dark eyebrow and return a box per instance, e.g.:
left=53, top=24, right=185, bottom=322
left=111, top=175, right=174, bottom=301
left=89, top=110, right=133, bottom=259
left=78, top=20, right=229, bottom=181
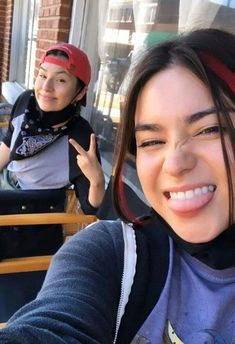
left=135, top=123, right=162, bottom=133
left=135, top=107, right=217, bottom=133
left=185, top=107, right=216, bottom=124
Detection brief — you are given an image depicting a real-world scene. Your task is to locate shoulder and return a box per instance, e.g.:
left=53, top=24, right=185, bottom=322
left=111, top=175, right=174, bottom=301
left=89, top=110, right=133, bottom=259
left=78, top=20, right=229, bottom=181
left=66, top=220, right=124, bottom=253
left=68, top=116, right=93, bottom=140
left=15, top=89, right=33, bottom=104
left=51, top=220, right=124, bottom=271
left=67, top=116, right=95, bottom=153
left=11, top=90, right=33, bottom=118
left=71, top=115, right=93, bottom=133
left=41, top=220, right=125, bottom=299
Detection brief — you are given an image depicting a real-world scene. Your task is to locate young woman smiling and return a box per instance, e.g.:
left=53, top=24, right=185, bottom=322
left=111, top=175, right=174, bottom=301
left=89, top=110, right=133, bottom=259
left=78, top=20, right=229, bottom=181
left=0, top=43, right=105, bottom=213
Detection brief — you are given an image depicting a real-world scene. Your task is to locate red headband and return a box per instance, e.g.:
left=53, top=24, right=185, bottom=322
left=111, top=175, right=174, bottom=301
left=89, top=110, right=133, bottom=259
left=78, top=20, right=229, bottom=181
left=202, top=52, right=235, bottom=94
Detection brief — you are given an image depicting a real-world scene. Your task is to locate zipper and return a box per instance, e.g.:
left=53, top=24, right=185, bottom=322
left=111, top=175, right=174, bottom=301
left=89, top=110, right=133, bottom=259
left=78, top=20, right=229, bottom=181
left=113, top=222, right=137, bottom=343
left=113, top=263, right=125, bottom=343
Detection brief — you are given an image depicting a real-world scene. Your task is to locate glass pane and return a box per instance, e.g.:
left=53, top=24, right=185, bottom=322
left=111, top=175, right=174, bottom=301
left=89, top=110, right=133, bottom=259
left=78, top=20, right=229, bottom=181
left=15, top=1, right=30, bottom=86
left=16, top=0, right=39, bottom=89
left=25, top=0, right=39, bottom=89
left=91, top=0, right=235, bottom=197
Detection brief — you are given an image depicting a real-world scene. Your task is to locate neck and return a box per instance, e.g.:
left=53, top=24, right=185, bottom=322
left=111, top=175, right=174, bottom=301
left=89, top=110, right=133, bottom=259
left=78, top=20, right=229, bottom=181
left=52, top=117, right=73, bottom=128
left=38, top=103, right=77, bottom=127
left=151, top=210, right=235, bottom=270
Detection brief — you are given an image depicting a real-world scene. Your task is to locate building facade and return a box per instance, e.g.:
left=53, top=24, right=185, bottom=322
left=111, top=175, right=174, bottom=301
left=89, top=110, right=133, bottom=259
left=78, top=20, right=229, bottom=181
left=0, top=0, right=235, bottom=207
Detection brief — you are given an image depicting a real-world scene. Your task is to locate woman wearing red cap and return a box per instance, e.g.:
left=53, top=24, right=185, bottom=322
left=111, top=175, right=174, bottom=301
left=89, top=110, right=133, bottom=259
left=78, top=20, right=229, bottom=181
left=0, top=43, right=105, bottom=214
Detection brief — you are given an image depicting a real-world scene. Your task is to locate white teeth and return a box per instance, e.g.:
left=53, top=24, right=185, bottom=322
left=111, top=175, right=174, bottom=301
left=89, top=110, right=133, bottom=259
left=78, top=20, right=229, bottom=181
left=171, top=192, right=177, bottom=199
left=194, top=188, right=202, bottom=196
left=202, top=186, right=208, bottom=194
left=178, top=192, right=185, bottom=200
left=208, top=185, right=214, bottom=192
left=169, top=185, right=215, bottom=200
left=185, top=190, right=194, bottom=199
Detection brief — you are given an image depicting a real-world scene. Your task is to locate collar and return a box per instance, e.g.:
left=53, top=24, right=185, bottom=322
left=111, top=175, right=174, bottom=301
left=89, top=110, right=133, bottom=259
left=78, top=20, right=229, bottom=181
left=151, top=210, right=235, bottom=270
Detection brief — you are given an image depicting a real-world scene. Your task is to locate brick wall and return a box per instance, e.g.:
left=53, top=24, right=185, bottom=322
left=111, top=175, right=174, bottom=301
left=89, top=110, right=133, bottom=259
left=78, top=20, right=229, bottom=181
left=0, top=0, right=73, bottom=98
left=35, top=0, right=73, bottom=75
left=0, top=0, right=13, bottom=98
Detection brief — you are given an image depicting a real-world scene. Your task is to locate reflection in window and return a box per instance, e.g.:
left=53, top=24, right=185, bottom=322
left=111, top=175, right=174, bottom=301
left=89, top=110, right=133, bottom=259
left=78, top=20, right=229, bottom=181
left=12, top=0, right=39, bottom=90
left=91, top=0, right=235, bottom=194
left=25, top=0, right=39, bottom=89
left=210, top=0, right=235, bottom=8
left=137, top=3, right=158, bottom=24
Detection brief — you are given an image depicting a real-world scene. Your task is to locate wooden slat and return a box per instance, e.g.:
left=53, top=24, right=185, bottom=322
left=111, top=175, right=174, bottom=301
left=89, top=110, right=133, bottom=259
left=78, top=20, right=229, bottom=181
left=0, top=213, right=97, bottom=275
left=0, top=213, right=97, bottom=226
left=0, top=255, right=52, bottom=274
left=66, top=189, right=78, bottom=213
left=0, top=122, right=8, bottom=127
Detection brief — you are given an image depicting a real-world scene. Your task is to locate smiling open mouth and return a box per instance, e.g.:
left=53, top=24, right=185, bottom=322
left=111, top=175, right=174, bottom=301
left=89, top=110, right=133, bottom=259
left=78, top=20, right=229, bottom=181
left=165, top=185, right=216, bottom=200
left=164, top=185, right=217, bottom=214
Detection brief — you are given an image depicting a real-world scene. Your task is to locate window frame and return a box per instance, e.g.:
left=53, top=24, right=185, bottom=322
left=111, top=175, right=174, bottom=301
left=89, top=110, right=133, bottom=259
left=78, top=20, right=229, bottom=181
left=2, top=0, right=37, bottom=104
left=69, top=0, right=101, bottom=122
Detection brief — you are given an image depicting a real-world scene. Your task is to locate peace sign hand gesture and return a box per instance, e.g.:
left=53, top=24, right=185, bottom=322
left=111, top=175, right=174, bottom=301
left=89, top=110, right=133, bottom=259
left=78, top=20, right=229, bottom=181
left=69, top=134, right=105, bottom=208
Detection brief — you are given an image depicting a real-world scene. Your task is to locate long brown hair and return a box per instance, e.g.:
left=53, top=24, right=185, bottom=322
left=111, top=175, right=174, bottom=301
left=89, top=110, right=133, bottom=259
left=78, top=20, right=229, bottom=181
left=113, top=28, right=235, bottom=224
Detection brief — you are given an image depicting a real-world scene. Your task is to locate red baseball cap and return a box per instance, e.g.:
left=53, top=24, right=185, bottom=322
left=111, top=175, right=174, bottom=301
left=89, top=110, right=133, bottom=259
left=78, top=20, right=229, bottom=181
left=40, top=43, right=91, bottom=105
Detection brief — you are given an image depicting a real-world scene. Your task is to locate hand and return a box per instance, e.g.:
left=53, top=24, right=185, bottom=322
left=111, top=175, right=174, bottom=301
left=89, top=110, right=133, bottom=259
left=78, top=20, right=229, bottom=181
left=0, top=142, right=10, bottom=172
left=69, top=134, right=105, bottom=189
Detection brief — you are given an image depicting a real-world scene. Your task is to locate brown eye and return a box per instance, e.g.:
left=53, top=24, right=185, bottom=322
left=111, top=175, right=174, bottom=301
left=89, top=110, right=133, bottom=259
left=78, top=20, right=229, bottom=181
left=38, top=73, right=46, bottom=79
left=198, top=125, right=220, bottom=136
left=138, top=139, right=165, bottom=148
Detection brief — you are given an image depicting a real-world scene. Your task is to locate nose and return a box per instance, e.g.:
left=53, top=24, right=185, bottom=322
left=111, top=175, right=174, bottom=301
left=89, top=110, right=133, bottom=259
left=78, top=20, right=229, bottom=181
left=42, top=78, right=54, bottom=91
left=163, top=143, right=197, bottom=177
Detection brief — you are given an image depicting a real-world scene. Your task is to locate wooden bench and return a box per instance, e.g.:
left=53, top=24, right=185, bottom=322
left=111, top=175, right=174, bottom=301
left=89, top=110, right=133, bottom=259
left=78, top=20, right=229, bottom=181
left=0, top=212, right=97, bottom=274
left=0, top=211, right=97, bottom=323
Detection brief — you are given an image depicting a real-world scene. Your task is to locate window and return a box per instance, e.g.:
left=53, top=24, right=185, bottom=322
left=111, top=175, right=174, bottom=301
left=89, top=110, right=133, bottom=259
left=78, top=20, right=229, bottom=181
left=68, top=0, right=235, bottom=201
left=2, top=0, right=39, bottom=104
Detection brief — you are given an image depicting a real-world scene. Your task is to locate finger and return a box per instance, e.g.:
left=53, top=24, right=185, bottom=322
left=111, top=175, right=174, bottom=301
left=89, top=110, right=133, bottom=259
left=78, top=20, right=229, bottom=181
left=88, top=133, right=96, bottom=154
left=69, top=138, right=86, bottom=155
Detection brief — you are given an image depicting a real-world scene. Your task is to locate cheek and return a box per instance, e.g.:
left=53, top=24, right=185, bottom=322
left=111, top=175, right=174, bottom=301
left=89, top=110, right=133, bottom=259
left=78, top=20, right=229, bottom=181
left=34, top=79, right=40, bottom=91
left=136, top=153, right=161, bottom=191
left=61, top=85, right=77, bottom=99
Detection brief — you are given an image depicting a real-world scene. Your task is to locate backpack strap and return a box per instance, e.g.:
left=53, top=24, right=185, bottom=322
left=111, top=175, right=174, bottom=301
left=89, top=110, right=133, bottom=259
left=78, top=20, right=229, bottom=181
left=115, top=215, right=170, bottom=344
left=113, top=221, right=137, bottom=343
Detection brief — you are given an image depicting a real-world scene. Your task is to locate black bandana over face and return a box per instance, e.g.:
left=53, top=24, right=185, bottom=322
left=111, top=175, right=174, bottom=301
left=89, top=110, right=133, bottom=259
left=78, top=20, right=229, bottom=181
left=10, top=91, right=77, bottom=161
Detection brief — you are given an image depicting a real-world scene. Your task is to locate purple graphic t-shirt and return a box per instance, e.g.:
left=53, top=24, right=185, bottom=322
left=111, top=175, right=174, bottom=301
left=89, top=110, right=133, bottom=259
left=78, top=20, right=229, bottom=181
left=131, top=239, right=235, bottom=344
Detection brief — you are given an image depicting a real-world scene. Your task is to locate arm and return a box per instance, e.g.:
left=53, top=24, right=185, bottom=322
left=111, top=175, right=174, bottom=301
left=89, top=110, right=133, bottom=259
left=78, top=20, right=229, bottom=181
left=69, top=134, right=105, bottom=209
left=0, top=142, right=10, bottom=171
left=0, top=221, right=123, bottom=343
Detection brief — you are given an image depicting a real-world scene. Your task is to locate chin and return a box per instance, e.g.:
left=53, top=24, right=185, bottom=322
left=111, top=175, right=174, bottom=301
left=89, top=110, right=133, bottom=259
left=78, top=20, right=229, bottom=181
left=39, top=105, right=54, bottom=112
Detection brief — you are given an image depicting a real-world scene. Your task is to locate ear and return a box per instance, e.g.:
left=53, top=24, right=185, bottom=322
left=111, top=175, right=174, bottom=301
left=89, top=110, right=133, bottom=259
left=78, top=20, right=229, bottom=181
left=73, top=86, right=88, bottom=103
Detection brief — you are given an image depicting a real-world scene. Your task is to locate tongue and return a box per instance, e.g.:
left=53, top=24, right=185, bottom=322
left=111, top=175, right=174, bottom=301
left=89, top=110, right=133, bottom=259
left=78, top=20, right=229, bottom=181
left=167, top=191, right=214, bottom=214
